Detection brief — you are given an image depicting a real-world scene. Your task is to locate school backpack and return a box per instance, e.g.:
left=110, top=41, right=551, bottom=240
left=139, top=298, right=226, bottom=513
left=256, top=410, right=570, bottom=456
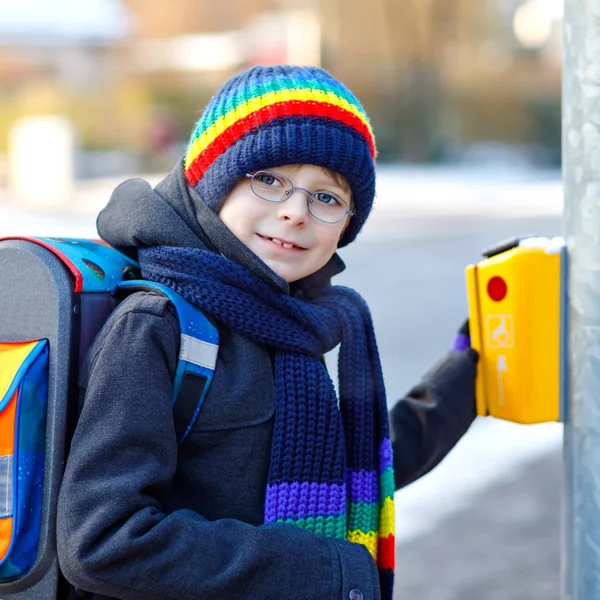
left=0, top=236, right=219, bottom=599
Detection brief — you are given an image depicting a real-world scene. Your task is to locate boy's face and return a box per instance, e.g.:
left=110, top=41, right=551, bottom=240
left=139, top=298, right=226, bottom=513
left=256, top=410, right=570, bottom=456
left=219, top=164, right=351, bottom=283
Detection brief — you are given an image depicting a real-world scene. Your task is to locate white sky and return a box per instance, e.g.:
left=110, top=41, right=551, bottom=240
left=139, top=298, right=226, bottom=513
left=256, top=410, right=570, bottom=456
left=0, top=0, right=130, bottom=41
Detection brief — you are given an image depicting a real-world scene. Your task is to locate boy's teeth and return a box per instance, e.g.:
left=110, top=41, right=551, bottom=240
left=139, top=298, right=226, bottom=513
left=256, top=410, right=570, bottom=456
left=268, top=237, right=296, bottom=249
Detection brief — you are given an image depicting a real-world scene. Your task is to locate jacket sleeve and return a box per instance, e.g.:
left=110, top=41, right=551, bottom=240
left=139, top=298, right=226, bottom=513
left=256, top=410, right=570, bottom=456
left=390, top=349, right=478, bottom=490
left=56, top=294, right=379, bottom=600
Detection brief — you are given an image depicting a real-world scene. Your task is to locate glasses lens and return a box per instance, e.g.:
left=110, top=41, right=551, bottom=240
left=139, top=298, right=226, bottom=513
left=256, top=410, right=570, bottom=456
left=250, top=171, right=291, bottom=202
left=308, top=191, right=348, bottom=223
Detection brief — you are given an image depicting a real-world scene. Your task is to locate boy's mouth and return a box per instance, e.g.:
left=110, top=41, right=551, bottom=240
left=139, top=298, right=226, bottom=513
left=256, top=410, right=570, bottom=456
left=258, top=234, right=306, bottom=250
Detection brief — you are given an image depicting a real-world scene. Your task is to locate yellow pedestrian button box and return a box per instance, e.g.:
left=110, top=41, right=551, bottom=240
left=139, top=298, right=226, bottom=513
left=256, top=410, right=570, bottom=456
left=465, top=237, right=565, bottom=424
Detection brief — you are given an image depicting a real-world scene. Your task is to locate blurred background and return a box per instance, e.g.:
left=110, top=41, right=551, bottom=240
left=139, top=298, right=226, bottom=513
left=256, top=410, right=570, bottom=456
left=0, top=1, right=564, bottom=598
left=0, top=0, right=562, bottom=186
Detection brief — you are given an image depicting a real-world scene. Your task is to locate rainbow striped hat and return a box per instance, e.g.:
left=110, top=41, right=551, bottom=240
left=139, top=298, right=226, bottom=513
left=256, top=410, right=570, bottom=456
left=183, top=64, right=377, bottom=247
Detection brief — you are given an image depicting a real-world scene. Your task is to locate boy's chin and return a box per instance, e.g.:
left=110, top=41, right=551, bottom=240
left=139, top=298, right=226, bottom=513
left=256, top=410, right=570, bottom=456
left=256, top=249, right=333, bottom=284
left=263, top=260, right=310, bottom=284
left=270, top=263, right=329, bottom=284
left=269, top=266, right=303, bottom=284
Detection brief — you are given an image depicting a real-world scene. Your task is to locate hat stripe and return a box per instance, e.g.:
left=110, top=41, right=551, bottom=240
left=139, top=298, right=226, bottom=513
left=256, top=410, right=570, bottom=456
left=185, top=88, right=375, bottom=170
left=203, top=79, right=367, bottom=130
left=185, top=101, right=376, bottom=187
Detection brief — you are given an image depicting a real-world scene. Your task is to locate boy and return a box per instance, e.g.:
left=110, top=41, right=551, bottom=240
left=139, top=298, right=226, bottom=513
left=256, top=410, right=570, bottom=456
left=56, top=65, right=477, bottom=600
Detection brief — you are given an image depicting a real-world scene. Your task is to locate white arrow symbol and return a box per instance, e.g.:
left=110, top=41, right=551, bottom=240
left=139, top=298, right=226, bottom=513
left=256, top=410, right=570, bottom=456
left=497, top=355, right=508, bottom=405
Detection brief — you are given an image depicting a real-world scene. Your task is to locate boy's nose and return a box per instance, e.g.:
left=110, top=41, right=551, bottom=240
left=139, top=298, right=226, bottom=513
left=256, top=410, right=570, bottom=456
left=277, top=191, right=309, bottom=225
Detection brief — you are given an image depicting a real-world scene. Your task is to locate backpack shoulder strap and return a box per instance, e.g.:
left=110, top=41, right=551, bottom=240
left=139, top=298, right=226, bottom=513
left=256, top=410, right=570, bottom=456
left=117, top=280, right=219, bottom=445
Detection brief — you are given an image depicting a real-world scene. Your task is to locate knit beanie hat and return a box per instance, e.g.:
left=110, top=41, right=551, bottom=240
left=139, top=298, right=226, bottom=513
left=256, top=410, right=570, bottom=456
left=183, top=64, right=377, bottom=247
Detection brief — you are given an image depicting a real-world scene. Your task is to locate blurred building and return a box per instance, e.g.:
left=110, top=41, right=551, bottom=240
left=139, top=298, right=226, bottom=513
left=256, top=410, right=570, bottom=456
left=0, top=0, right=562, bottom=172
left=0, top=0, right=143, bottom=178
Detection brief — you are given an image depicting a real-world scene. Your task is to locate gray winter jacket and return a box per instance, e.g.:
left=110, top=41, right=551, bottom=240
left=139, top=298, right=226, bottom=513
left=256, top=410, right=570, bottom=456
left=56, top=165, right=477, bottom=600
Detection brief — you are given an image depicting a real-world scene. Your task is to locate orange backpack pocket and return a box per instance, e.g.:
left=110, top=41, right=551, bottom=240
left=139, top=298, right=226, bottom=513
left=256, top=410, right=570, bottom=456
left=0, top=340, right=48, bottom=581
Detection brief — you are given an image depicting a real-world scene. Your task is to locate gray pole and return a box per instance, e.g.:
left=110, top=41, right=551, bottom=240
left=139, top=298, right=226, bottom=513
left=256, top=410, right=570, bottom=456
left=563, top=0, right=600, bottom=598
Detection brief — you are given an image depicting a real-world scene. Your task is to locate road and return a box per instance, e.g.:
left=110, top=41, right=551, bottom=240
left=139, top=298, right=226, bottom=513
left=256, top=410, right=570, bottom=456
left=336, top=211, right=563, bottom=600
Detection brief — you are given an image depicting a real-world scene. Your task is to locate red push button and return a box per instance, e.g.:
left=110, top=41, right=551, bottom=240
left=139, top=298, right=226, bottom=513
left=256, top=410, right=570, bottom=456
left=487, top=276, right=507, bottom=302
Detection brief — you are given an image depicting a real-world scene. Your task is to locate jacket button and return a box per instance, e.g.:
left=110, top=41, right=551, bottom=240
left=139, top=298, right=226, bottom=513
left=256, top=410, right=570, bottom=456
left=349, top=590, right=364, bottom=600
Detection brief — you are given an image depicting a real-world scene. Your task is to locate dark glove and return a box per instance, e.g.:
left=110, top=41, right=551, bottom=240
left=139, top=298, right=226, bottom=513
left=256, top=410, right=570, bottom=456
left=391, top=334, right=479, bottom=489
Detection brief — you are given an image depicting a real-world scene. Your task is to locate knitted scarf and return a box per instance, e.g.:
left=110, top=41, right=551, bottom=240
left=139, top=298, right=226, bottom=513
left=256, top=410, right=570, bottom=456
left=139, top=245, right=395, bottom=598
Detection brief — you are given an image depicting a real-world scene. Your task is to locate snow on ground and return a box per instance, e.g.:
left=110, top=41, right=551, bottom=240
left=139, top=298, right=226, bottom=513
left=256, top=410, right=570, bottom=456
left=394, top=417, right=562, bottom=545
left=373, top=165, right=563, bottom=218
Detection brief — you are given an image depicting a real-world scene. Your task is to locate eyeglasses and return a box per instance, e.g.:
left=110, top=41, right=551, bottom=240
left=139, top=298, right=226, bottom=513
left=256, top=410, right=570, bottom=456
left=245, top=170, right=354, bottom=224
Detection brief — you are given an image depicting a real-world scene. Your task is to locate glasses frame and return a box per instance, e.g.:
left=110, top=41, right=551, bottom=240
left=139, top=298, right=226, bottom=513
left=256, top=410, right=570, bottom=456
left=245, top=170, right=354, bottom=224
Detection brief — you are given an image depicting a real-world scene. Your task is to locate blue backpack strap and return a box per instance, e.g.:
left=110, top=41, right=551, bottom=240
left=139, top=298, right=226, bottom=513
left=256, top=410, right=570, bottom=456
left=117, top=280, right=219, bottom=445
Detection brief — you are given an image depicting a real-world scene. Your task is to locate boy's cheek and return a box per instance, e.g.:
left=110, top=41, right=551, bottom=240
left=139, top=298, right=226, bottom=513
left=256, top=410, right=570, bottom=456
left=338, top=216, right=352, bottom=241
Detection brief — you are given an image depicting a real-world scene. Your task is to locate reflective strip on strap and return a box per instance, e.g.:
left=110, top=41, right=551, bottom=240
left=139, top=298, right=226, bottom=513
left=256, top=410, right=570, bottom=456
left=0, top=455, right=13, bottom=518
left=179, top=334, right=218, bottom=370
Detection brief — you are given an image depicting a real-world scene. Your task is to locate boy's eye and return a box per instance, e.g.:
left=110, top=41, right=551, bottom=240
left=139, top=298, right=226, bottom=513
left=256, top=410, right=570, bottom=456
left=313, top=191, right=343, bottom=206
left=257, top=173, right=284, bottom=187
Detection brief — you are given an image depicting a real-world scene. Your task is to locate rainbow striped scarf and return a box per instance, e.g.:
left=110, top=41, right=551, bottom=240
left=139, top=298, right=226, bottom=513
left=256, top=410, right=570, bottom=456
left=139, top=245, right=395, bottom=598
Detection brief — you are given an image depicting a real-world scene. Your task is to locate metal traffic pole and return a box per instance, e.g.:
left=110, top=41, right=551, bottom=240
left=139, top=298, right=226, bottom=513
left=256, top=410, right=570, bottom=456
left=562, top=0, right=600, bottom=597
